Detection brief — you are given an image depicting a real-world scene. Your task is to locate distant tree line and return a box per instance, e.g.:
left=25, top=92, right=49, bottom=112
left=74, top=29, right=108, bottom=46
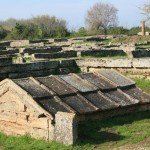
left=0, top=0, right=150, bottom=41
left=0, top=15, right=69, bottom=40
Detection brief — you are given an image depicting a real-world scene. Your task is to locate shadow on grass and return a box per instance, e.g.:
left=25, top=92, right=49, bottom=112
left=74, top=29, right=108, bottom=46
left=77, top=110, right=150, bottom=145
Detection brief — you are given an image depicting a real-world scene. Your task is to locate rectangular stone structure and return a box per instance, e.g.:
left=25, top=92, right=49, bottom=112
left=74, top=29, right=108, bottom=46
left=55, top=112, right=78, bottom=145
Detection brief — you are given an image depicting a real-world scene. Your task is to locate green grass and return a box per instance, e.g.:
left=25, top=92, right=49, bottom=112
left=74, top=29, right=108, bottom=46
left=0, top=79, right=150, bottom=150
left=0, top=111, right=150, bottom=150
left=133, top=78, right=150, bottom=94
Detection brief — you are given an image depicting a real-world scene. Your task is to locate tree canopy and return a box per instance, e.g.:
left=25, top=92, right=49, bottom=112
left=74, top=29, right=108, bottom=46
left=85, top=2, right=118, bottom=34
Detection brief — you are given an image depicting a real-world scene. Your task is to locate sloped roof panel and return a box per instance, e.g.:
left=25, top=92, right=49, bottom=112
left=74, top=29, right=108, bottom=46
left=79, top=73, right=117, bottom=90
left=59, top=74, right=97, bottom=92
left=36, top=76, right=76, bottom=96
left=13, top=78, right=52, bottom=98
left=82, top=91, right=119, bottom=110
left=97, top=70, right=135, bottom=87
left=123, top=87, right=150, bottom=103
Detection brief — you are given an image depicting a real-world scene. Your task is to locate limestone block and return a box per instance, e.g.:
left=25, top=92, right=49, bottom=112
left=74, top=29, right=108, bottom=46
left=55, top=112, right=78, bottom=145
left=48, top=120, right=55, bottom=141
left=29, top=118, right=48, bottom=130
left=0, top=112, right=17, bottom=123
left=10, top=40, right=29, bottom=47
left=0, top=90, right=25, bottom=112
left=0, top=121, right=26, bottom=135
left=76, top=59, right=132, bottom=68
left=59, top=59, right=77, bottom=67
left=30, top=128, right=49, bottom=140
left=133, top=59, right=150, bottom=68
left=0, top=61, right=59, bottom=74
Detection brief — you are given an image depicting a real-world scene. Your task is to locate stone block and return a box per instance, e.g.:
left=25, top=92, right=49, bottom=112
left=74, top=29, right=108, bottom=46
left=133, top=58, right=150, bottom=68
left=55, top=112, right=78, bottom=145
left=0, top=61, right=59, bottom=73
left=59, top=59, right=77, bottom=67
left=132, top=50, right=150, bottom=58
left=29, top=118, right=48, bottom=130
left=10, top=40, right=29, bottom=47
left=33, top=51, right=77, bottom=59
left=0, top=57, right=12, bottom=66
left=76, top=59, right=132, bottom=68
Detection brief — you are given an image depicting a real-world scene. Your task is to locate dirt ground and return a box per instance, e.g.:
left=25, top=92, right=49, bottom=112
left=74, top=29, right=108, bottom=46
left=113, top=137, right=150, bottom=150
left=0, top=146, right=3, bottom=150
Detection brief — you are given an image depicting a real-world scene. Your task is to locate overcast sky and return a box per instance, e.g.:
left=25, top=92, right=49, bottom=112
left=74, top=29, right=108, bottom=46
left=0, top=0, right=147, bottom=30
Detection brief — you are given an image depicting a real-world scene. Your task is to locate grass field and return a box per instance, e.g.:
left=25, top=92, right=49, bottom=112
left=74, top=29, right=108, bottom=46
left=0, top=78, right=150, bottom=150
left=132, top=78, right=150, bottom=94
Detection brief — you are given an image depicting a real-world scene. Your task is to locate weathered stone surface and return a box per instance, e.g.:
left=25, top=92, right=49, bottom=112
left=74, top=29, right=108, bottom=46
left=23, top=47, right=62, bottom=55
left=132, top=50, right=150, bottom=58
left=59, top=59, right=77, bottom=67
left=81, top=50, right=126, bottom=57
left=76, top=59, right=132, bottom=68
left=33, top=51, right=77, bottom=59
left=133, top=58, right=150, bottom=68
left=0, top=61, right=59, bottom=73
left=0, top=49, right=19, bottom=56
left=55, top=112, right=78, bottom=145
left=0, top=57, right=12, bottom=66
left=10, top=40, right=29, bottom=47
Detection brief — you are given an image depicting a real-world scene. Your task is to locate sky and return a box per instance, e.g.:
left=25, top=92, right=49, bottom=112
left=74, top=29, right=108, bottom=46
left=0, top=0, right=147, bottom=30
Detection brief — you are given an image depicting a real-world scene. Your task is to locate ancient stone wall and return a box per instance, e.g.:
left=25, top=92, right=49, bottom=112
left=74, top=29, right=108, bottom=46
left=0, top=88, right=54, bottom=140
left=0, top=59, right=79, bottom=80
left=33, top=51, right=77, bottom=59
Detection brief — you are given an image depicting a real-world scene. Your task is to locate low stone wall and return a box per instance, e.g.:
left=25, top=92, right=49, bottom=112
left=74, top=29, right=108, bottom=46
left=29, top=39, right=49, bottom=44
left=76, top=58, right=150, bottom=74
left=0, top=41, right=11, bottom=47
left=76, top=58, right=132, bottom=68
left=0, top=59, right=79, bottom=80
left=10, top=40, right=29, bottom=47
left=132, top=50, right=150, bottom=58
left=23, top=47, right=62, bottom=55
left=0, top=49, right=19, bottom=56
left=33, top=51, right=77, bottom=59
left=49, top=38, right=68, bottom=43
left=0, top=57, right=149, bottom=80
left=80, top=50, right=127, bottom=57
left=76, top=58, right=150, bottom=68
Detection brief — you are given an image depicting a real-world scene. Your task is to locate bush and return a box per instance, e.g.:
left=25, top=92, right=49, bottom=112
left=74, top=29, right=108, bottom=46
left=0, top=26, right=8, bottom=40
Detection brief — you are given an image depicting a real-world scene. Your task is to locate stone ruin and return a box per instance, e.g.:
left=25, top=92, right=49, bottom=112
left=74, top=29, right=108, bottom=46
left=0, top=37, right=149, bottom=80
left=0, top=37, right=150, bottom=145
left=0, top=69, right=150, bottom=145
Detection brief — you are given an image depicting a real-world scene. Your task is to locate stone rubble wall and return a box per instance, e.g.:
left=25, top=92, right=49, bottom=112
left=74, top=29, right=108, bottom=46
left=76, top=58, right=150, bottom=68
left=10, top=40, right=30, bottom=47
left=0, top=88, right=54, bottom=140
left=0, top=57, right=149, bottom=80
left=0, top=59, right=79, bottom=80
left=33, top=51, right=77, bottom=59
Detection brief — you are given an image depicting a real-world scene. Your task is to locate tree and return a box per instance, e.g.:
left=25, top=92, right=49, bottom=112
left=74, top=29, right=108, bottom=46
left=140, top=0, right=150, bottom=21
left=0, top=26, right=8, bottom=40
left=85, top=2, right=118, bottom=35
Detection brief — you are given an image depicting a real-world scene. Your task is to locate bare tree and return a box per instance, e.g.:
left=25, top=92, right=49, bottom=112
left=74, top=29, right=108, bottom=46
left=140, top=0, right=150, bottom=21
left=85, top=2, right=118, bottom=35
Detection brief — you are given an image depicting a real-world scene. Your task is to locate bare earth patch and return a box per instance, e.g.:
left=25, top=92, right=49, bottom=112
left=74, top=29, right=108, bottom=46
left=0, top=146, right=4, bottom=150
left=113, top=137, right=150, bottom=150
